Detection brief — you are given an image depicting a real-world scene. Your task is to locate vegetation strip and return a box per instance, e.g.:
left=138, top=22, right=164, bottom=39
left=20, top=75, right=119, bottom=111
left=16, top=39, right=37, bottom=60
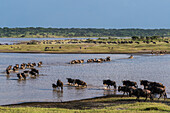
left=1, top=96, right=170, bottom=113
left=1, top=27, right=170, bottom=37
left=1, top=37, right=170, bottom=54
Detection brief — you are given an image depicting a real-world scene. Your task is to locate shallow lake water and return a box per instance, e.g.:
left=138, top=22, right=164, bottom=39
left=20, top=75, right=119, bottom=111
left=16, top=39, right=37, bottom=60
left=0, top=37, right=97, bottom=44
left=0, top=53, right=169, bottom=105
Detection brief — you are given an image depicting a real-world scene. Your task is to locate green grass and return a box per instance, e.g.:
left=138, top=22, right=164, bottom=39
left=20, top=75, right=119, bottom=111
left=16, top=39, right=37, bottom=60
left=0, top=40, right=170, bottom=53
left=1, top=97, right=170, bottom=113
left=1, top=102, right=170, bottom=113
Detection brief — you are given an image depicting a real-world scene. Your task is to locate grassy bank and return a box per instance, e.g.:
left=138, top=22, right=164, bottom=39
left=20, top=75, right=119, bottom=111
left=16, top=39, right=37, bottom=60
left=2, top=96, right=170, bottom=113
left=0, top=40, right=170, bottom=54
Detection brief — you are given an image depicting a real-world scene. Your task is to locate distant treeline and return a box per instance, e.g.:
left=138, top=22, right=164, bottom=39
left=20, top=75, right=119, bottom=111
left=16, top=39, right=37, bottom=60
left=1, top=27, right=170, bottom=38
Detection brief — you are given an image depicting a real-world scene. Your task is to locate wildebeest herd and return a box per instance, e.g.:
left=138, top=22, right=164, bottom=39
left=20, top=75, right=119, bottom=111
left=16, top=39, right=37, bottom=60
left=52, top=78, right=87, bottom=90
left=105, top=79, right=167, bottom=101
left=6, top=61, right=42, bottom=80
left=52, top=78, right=167, bottom=101
left=70, top=56, right=111, bottom=64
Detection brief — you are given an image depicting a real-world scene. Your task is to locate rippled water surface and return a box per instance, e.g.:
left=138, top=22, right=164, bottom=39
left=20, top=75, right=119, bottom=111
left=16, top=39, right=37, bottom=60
left=0, top=53, right=169, bottom=105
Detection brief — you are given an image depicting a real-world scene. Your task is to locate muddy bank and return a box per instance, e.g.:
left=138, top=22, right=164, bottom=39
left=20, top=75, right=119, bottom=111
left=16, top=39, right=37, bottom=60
left=3, top=95, right=170, bottom=109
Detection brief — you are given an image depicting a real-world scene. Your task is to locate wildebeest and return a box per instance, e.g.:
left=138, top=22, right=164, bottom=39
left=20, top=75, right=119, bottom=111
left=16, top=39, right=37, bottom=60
left=129, top=88, right=153, bottom=101
left=66, top=78, right=76, bottom=85
left=29, top=71, right=37, bottom=77
left=123, top=80, right=138, bottom=88
left=70, top=60, right=76, bottom=64
left=6, top=69, right=10, bottom=75
left=140, top=80, right=152, bottom=89
left=20, top=65, right=25, bottom=69
left=75, top=79, right=87, bottom=87
left=21, top=73, right=27, bottom=80
left=128, top=55, right=133, bottom=59
left=80, top=59, right=84, bottom=63
left=87, top=59, right=93, bottom=63
left=38, top=61, right=42, bottom=67
left=149, top=82, right=165, bottom=88
left=15, top=64, right=19, bottom=69
left=105, top=56, right=111, bottom=61
left=31, top=68, right=39, bottom=75
left=70, top=59, right=84, bottom=64
left=103, top=79, right=116, bottom=89
left=148, top=86, right=167, bottom=100
left=118, top=86, right=136, bottom=97
left=52, top=79, right=63, bottom=90
left=6, top=65, right=12, bottom=71
left=26, top=63, right=31, bottom=68
left=13, top=66, right=17, bottom=72
left=17, top=73, right=26, bottom=80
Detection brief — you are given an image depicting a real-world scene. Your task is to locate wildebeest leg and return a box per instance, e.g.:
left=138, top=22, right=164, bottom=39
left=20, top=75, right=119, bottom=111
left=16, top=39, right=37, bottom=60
left=144, top=95, right=148, bottom=101
left=136, top=96, right=140, bottom=101
left=150, top=94, right=154, bottom=100
left=144, top=85, right=146, bottom=89
left=164, top=92, right=167, bottom=100
left=158, top=93, right=163, bottom=100
left=121, top=92, right=125, bottom=98
left=114, top=85, right=116, bottom=90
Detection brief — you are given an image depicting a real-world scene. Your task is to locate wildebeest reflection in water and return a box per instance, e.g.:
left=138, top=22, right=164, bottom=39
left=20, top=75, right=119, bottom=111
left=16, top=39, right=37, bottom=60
left=52, top=90, right=63, bottom=102
left=103, top=89, right=116, bottom=96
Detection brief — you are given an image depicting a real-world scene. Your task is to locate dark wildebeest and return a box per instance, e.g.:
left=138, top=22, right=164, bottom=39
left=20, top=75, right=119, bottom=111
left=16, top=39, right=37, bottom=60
left=52, top=79, right=63, bottom=90
left=75, top=60, right=81, bottom=64
left=87, top=59, right=93, bottom=63
left=15, top=64, right=19, bottom=69
left=66, top=78, right=76, bottom=85
left=38, top=61, right=42, bottom=67
left=103, top=79, right=116, bottom=89
left=149, top=82, right=165, bottom=88
left=31, top=68, right=39, bottom=75
left=6, top=69, right=10, bottom=75
left=17, top=73, right=26, bottom=80
left=26, top=63, right=31, bottom=68
left=129, top=88, right=153, bottom=101
left=149, top=86, right=167, bottom=100
left=70, top=60, right=76, bottom=64
left=13, top=66, right=17, bottom=72
left=6, top=65, right=12, bottom=71
left=29, top=71, right=37, bottom=77
left=17, top=73, right=22, bottom=80
left=118, top=86, right=136, bottom=97
left=147, top=83, right=167, bottom=100
left=140, top=80, right=152, bottom=89
left=20, top=65, right=25, bottom=69
left=23, top=70, right=30, bottom=76
left=106, top=56, right=111, bottom=61
left=123, top=80, right=138, bottom=88
left=23, top=70, right=30, bottom=74
left=75, top=79, right=87, bottom=87
left=21, top=73, right=26, bottom=80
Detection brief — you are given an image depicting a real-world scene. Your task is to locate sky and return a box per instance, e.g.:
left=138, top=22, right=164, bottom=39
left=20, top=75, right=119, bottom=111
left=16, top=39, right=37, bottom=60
left=1, top=0, right=170, bottom=29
